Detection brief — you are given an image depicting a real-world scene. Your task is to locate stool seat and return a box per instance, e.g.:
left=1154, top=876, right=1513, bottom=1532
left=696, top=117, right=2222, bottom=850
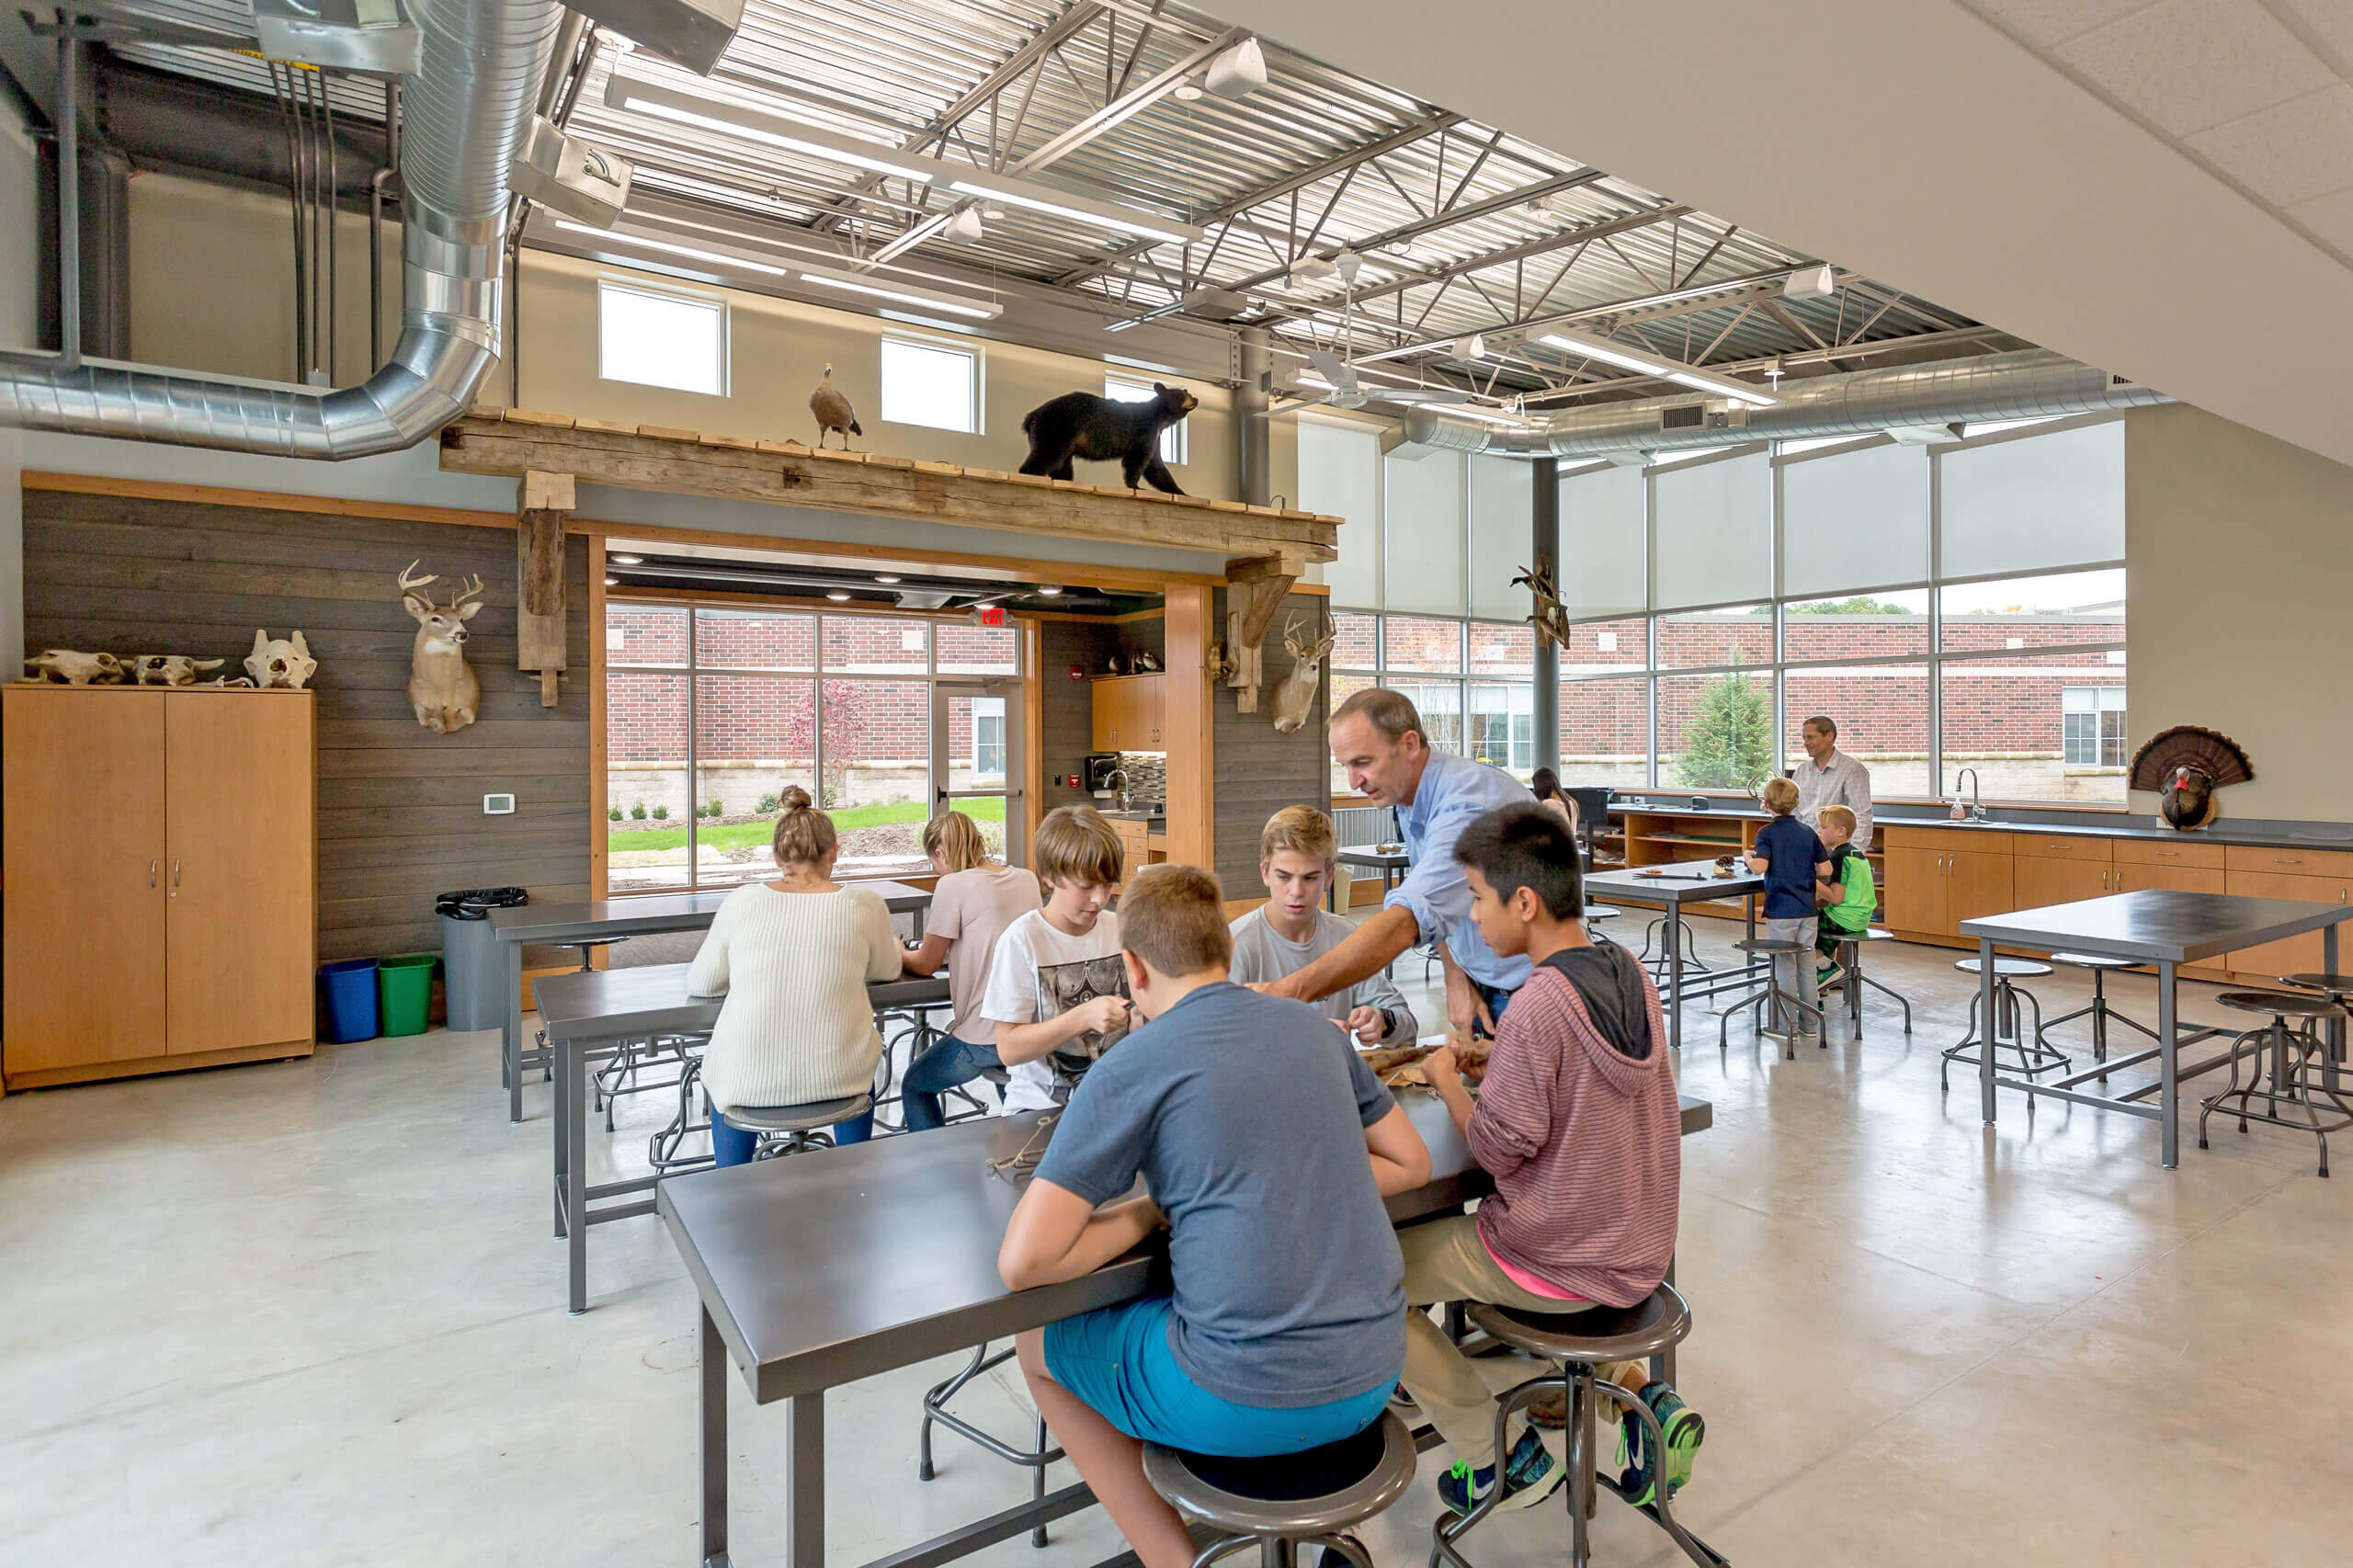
left=1955, top=956, right=2053, bottom=979
left=1582, top=905, right=1621, bottom=923
left=2279, top=972, right=2353, bottom=994
left=1833, top=926, right=1897, bottom=942
left=722, top=1092, right=875, bottom=1134
left=2051, top=951, right=2140, bottom=971
left=2216, top=990, right=2347, bottom=1020
left=1143, top=1409, right=1415, bottom=1539
left=1468, top=1283, right=1691, bottom=1365
left=1733, top=937, right=1809, bottom=955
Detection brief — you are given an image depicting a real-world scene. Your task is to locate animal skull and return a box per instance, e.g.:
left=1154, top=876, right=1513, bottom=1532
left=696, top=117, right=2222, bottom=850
left=1270, top=613, right=1337, bottom=734
left=23, top=650, right=125, bottom=685
left=131, top=654, right=227, bottom=687
left=398, top=560, right=484, bottom=733
left=245, top=630, right=317, bottom=690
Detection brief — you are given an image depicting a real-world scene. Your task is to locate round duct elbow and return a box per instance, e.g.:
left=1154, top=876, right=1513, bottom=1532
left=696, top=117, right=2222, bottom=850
left=1400, top=406, right=1497, bottom=454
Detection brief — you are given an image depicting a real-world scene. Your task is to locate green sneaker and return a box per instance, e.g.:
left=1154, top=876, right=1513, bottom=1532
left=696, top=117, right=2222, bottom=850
left=1617, top=1383, right=1704, bottom=1506
left=1438, top=1425, right=1563, bottom=1517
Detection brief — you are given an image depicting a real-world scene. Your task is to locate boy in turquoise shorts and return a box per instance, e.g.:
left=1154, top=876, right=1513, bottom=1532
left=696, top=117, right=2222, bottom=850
left=1813, top=803, right=1875, bottom=987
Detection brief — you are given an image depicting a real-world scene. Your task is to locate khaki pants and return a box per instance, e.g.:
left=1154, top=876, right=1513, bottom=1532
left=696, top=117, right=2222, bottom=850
left=1397, top=1215, right=1641, bottom=1470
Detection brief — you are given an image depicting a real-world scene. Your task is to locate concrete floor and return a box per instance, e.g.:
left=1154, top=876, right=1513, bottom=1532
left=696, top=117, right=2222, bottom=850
left=6, top=926, right=2352, bottom=1566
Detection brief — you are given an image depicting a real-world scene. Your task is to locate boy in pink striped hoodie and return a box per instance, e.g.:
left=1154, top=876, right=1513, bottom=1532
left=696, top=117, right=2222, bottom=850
left=1406, top=803, right=1702, bottom=1517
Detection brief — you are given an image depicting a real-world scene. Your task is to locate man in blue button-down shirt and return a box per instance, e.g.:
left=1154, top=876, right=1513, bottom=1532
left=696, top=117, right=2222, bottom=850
left=1256, top=688, right=1535, bottom=1040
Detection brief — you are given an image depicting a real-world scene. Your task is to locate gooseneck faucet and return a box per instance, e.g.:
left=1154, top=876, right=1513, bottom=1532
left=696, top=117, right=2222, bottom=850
left=1104, top=767, right=1131, bottom=812
left=1952, top=767, right=1986, bottom=823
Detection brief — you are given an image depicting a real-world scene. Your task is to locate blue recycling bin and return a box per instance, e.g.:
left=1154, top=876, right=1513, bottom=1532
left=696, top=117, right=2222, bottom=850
left=319, top=958, right=380, bottom=1043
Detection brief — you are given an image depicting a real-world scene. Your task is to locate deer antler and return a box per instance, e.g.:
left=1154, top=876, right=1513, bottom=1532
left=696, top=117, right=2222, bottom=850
left=450, top=574, right=487, bottom=610
left=396, top=560, right=438, bottom=597
left=1280, top=612, right=1308, bottom=657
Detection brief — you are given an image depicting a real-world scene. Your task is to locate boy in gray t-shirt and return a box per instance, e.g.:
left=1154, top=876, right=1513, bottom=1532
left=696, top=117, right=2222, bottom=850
left=999, top=865, right=1432, bottom=1568
left=1228, top=805, right=1418, bottom=1047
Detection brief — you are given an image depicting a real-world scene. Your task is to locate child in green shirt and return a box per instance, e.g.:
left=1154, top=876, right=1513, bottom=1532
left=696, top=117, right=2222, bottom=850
left=1813, top=804, right=1875, bottom=985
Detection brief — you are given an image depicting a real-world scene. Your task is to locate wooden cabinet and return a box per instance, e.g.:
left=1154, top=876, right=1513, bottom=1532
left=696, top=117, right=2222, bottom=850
left=2010, top=852, right=2111, bottom=915
left=4, top=687, right=316, bottom=1088
left=2218, top=868, right=2353, bottom=980
left=1881, top=828, right=2014, bottom=938
left=1106, top=816, right=1155, bottom=892
left=1091, top=674, right=1165, bottom=751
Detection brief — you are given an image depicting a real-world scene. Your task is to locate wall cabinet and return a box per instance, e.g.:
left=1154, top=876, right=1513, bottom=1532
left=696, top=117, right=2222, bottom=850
left=4, top=687, right=316, bottom=1088
left=1091, top=674, right=1165, bottom=751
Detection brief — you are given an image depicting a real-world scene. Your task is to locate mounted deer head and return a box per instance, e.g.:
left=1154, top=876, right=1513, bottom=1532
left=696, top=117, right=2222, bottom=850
left=244, top=630, right=316, bottom=689
left=1270, top=612, right=1337, bottom=734
left=398, top=560, right=485, bottom=733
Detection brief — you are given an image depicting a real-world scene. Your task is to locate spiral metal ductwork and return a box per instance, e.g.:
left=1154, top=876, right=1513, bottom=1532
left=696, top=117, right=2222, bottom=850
left=0, top=0, right=562, bottom=458
left=1404, top=348, right=2172, bottom=459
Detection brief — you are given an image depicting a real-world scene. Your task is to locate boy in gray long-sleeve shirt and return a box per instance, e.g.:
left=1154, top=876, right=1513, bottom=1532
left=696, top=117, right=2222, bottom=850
left=1228, top=806, right=1417, bottom=1046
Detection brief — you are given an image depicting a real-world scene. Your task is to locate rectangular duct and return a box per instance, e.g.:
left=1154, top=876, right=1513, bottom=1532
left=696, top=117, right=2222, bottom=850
left=251, top=0, right=424, bottom=77
left=563, top=0, right=745, bottom=74
left=509, top=115, right=633, bottom=226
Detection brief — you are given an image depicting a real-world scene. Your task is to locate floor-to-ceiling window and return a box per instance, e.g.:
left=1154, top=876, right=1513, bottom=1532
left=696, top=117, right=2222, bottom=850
left=605, top=600, right=1018, bottom=891
left=1304, top=411, right=2129, bottom=807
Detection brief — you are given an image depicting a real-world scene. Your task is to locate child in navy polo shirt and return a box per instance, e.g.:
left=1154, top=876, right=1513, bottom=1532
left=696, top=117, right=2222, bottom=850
left=1745, top=777, right=1833, bottom=1038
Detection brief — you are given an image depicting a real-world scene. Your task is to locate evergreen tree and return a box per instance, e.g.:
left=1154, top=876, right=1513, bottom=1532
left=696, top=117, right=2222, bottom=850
left=1676, top=664, right=1773, bottom=790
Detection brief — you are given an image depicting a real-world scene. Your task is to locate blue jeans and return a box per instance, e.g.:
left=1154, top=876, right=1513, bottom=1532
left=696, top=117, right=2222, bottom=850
left=710, top=1103, right=874, bottom=1166
left=1045, top=1295, right=1395, bottom=1457
left=900, top=1033, right=1002, bottom=1132
left=1474, top=982, right=1516, bottom=1038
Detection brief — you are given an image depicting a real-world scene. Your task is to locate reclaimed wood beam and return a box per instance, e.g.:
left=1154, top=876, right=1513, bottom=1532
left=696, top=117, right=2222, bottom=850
left=1222, top=548, right=1306, bottom=713
left=440, top=411, right=1338, bottom=564
left=517, top=469, right=573, bottom=708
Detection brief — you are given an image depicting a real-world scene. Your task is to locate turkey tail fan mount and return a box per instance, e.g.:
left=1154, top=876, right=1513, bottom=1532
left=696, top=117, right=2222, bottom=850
left=2127, top=726, right=2255, bottom=793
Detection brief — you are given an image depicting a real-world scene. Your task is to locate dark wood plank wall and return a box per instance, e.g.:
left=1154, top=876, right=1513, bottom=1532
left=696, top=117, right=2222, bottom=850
left=1038, top=615, right=1165, bottom=816
left=1211, top=587, right=1329, bottom=895
left=20, top=489, right=591, bottom=962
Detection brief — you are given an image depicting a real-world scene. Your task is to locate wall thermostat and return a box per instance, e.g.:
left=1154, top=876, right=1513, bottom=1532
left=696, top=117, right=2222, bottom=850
left=483, top=793, right=517, bottom=815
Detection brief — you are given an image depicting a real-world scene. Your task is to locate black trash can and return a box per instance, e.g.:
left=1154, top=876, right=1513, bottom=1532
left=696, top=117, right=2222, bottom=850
left=438, top=886, right=529, bottom=1031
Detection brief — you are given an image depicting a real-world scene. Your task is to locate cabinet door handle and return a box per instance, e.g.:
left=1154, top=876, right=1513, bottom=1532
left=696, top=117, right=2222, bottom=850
left=2155, top=848, right=2179, bottom=858
left=150, top=858, right=158, bottom=888
left=171, top=858, right=181, bottom=894
left=2277, top=857, right=2303, bottom=866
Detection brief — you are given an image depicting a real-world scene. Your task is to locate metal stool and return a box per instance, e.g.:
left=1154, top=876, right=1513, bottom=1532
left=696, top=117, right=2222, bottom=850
left=1824, top=928, right=1912, bottom=1039
left=917, top=1346, right=1062, bottom=1547
left=647, top=1044, right=716, bottom=1174
left=1432, top=1287, right=1725, bottom=1568
left=1637, top=915, right=1711, bottom=982
left=2199, top=991, right=2352, bottom=1177
left=2278, top=973, right=2353, bottom=1096
left=722, top=1092, right=876, bottom=1159
left=2038, top=953, right=2157, bottom=1085
left=1143, top=1408, right=1416, bottom=1568
left=522, top=936, right=631, bottom=1085
left=1940, top=958, right=2063, bottom=1092
left=1719, top=937, right=1824, bottom=1060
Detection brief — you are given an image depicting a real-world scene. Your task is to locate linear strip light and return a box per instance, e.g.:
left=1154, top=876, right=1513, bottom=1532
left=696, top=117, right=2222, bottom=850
left=1537, top=327, right=1778, bottom=406
left=605, top=71, right=943, bottom=185
left=794, top=264, right=1003, bottom=319
left=553, top=219, right=789, bottom=276
left=941, top=178, right=1202, bottom=246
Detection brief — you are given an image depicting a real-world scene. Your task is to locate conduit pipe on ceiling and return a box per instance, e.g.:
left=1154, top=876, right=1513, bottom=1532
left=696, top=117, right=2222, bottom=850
left=1403, top=348, right=2171, bottom=459
left=0, top=0, right=562, bottom=458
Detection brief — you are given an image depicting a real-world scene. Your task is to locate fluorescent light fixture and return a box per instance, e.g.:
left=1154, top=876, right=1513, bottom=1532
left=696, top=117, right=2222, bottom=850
left=1038, top=585, right=1063, bottom=597
left=555, top=218, right=788, bottom=275
left=825, top=591, right=852, bottom=601
left=946, top=178, right=1202, bottom=246
left=1440, top=404, right=1534, bottom=427
left=1294, top=372, right=1335, bottom=391
left=793, top=264, right=1002, bottom=319
left=605, top=575, right=620, bottom=585
left=1537, top=328, right=1778, bottom=406
left=610, top=553, right=644, bottom=564
left=606, top=71, right=942, bottom=185
left=874, top=574, right=902, bottom=585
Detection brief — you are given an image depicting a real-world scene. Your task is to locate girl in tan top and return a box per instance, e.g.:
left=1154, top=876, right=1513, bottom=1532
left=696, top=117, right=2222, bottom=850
left=897, top=812, right=1041, bottom=1131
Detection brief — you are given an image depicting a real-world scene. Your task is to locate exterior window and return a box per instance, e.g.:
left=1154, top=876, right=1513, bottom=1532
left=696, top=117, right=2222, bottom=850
left=597, top=281, right=725, bottom=395
left=881, top=337, right=979, bottom=433
left=972, top=697, right=1006, bottom=780
left=1105, top=377, right=1186, bottom=465
left=2063, top=686, right=2127, bottom=768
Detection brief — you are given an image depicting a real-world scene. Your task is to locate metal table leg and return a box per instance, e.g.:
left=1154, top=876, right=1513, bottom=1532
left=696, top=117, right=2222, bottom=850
left=701, top=1303, right=731, bottom=1568
left=1665, top=896, right=1684, bottom=1054
left=787, top=1389, right=824, bottom=1568
left=552, top=1024, right=569, bottom=1240
left=505, top=937, right=526, bottom=1123
left=1978, top=936, right=1997, bottom=1127
left=569, top=1032, right=590, bottom=1314
left=2328, top=924, right=2345, bottom=1096
left=2159, top=960, right=2179, bottom=1170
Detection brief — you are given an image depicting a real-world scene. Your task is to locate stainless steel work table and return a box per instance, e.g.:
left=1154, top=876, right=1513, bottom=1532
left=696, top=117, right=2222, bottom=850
left=661, top=1087, right=1714, bottom=1568
left=1584, top=860, right=1770, bottom=1053
left=490, top=881, right=933, bottom=1122
left=1960, top=891, right=2353, bottom=1167
left=535, top=962, right=951, bottom=1313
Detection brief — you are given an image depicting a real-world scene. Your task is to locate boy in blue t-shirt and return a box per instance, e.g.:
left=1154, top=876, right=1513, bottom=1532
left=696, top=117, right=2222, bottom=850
left=1745, top=777, right=1833, bottom=1037
left=998, top=864, right=1432, bottom=1568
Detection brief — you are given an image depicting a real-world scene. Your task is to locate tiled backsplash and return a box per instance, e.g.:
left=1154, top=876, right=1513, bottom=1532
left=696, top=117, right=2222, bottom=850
left=1112, top=751, right=1166, bottom=802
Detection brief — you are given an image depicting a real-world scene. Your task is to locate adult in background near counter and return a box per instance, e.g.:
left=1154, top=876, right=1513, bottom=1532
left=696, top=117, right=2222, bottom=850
left=1253, top=687, right=1534, bottom=1040
left=1793, top=713, right=1873, bottom=853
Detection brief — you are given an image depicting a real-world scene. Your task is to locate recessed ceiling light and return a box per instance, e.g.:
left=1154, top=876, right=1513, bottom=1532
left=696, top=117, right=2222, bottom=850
left=1038, top=585, right=1063, bottom=597
left=825, top=591, right=853, bottom=601
left=610, top=553, right=643, bottom=564
left=875, top=574, right=902, bottom=585
left=604, top=575, right=619, bottom=585
left=1174, top=83, right=1203, bottom=101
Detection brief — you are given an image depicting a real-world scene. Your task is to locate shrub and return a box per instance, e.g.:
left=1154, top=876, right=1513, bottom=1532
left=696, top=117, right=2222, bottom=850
left=756, top=791, right=780, bottom=814
left=652, top=804, right=669, bottom=821
left=608, top=806, right=622, bottom=822
left=630, top=801, right=647, bottom=821
left=709, top=799, right=725, bottom=817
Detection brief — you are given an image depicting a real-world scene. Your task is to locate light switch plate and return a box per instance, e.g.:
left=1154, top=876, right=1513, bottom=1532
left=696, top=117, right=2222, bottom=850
left=483, top=793, right=517, bottom=815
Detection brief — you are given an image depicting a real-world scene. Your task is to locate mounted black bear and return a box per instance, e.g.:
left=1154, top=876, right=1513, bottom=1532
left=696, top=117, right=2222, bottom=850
left=1018, top=382, right=1198, bottom=494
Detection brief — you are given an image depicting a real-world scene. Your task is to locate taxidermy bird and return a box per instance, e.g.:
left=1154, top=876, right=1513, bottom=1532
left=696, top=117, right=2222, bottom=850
left=811, top=363, right=861, bottom=450
left=2127, top=725, right=2255, bottom=831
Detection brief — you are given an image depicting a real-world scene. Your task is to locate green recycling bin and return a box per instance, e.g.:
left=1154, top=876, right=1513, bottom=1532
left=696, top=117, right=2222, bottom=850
left=377, top=953, right=438, bottom=1037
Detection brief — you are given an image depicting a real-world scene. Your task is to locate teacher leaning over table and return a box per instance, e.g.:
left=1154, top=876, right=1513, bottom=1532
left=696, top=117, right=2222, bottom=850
left=1251, top=687, right=1534, bottom=1040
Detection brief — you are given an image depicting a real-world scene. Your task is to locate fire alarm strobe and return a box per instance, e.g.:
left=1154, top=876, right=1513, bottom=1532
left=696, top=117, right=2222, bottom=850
left=483, top=793, right=517, bottom=815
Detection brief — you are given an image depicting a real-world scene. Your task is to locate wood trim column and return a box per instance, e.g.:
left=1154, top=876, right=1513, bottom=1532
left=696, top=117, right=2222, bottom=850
left=1162, top=586, right=1216, bottom=871
left=587, top=534, right=608, bottom=900
left=1021, top=616, right=1044, bottom=858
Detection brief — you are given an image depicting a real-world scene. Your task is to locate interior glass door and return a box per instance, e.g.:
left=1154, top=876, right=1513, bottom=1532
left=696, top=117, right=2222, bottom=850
left=932, top=680, right=1022, bottom=868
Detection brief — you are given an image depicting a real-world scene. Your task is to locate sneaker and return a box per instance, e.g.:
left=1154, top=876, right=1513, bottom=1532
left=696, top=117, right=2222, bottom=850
left=1388, top=1381, right=1418, bottom=1415
left=1617, top=1383, right=1705, bottom=1506
left=1438, top=1424, right=1564, bottom=1517
left=1817, top=964, right=1846, bottom=992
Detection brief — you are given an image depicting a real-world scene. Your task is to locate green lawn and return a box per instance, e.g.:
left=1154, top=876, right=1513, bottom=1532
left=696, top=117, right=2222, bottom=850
left=610, top=794, right=1005, bottom=853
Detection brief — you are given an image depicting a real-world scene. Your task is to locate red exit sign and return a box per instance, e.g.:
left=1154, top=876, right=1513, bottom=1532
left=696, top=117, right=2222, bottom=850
left=977, top=606, right=1006, bottom=626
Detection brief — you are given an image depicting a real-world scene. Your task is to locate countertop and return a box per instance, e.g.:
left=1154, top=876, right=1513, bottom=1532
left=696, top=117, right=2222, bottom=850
left=1097, top=808, right=1167, bottom=824
left=1608, top=800, right=2353, bottom=851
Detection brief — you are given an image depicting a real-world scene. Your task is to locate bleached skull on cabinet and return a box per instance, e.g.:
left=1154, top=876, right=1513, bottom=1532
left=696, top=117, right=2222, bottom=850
left=245, top=630, right=317, bottom=690
left=131, top=654, right=226, bottom=687
left=23, top=649, right=125, bottom=685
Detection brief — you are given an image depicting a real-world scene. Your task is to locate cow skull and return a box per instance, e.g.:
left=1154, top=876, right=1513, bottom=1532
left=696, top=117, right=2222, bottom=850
left=23, top=649, right=125, bottom=685
left=245, top=630, right=317, bottom=689
left=398, top=560, right=484, bottom=733
left=1270, top=613, right=1337, bottom=734
left=131, top=654, right=226, bottom=687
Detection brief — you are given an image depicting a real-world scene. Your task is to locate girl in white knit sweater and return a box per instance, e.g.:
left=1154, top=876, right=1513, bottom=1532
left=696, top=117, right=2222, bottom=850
left=687, top=787, right=903, bottom=1164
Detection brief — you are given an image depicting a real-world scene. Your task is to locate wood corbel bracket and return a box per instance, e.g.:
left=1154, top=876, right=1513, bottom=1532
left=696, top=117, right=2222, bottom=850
left=518, top=469, right=575, bottom=707
left=1224, top=550, right=1305, bottom=714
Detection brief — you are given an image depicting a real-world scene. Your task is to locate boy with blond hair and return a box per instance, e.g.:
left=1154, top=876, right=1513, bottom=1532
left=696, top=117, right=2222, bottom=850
left=1811, top=802, right=1875, bottom=989
left=1228, top=804, right=1417, bottom=1046
left=1745, top=776, right=1832, bottom=1034
left=981, top=805, right=1133, bottom=1111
